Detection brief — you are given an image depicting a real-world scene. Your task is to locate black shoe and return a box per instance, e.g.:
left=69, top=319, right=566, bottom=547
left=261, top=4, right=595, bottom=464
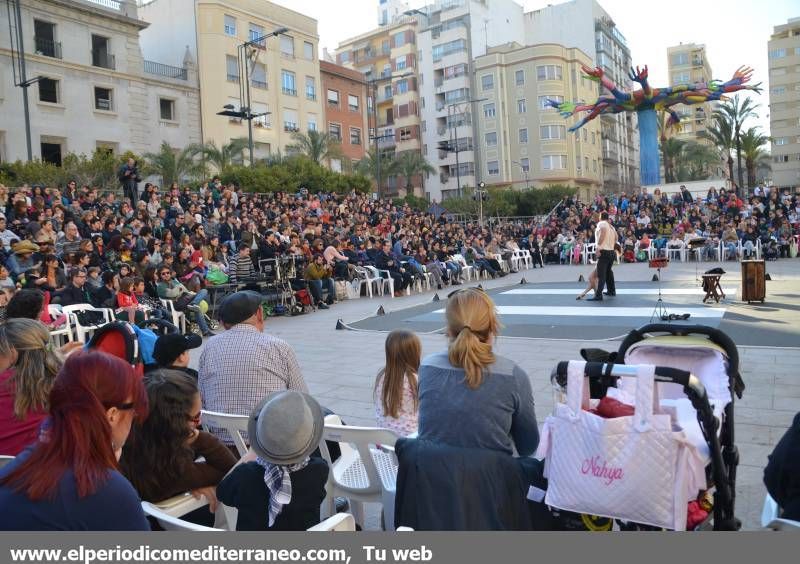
left=604, top=291, right=616, bottom=296
left=586, top=297, right=603, bottom=302
left=326, top=297, right=335, bottom=305
left=318, top=302, right=329, bottom=310
left=437, top=284, right=442, bottom=290
left=334, top=497, right=349, bottom=513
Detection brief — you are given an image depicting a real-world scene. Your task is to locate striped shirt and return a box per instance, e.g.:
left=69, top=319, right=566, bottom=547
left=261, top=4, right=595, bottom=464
left=228, top=254, right=255, bottom=283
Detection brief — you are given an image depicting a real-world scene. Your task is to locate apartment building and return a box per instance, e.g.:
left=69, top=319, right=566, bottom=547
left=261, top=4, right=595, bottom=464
left=138, top=0, right=323, bottom=162
left=768, top=17, right=800, bottom=188
left=524, top=0, right=639, bottom=193
left=319, top=61, right=369, bottom=168
left=336, top=18, right=423, bottom=195
left=0, top=0, right=200, bottom=164
left=474, top=43, right=602, bottom=200
left=666, top=43, right=714, bottom=144
left=416, top=0, right=526, bottom=201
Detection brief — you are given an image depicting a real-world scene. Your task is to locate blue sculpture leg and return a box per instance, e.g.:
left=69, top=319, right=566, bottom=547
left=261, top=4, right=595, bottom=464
left=638, top=108, right=661, bottom=186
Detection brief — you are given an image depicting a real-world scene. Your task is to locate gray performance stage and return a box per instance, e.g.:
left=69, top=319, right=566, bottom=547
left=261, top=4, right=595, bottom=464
left=348, top=280, right=800, bottom=347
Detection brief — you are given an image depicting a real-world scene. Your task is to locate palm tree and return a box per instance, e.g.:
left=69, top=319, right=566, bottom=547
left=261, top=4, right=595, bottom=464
left=700, top=113, right=735, bottom=185
left=356, top=149, right=397, bottom=193
left=715, top=95, right=759, bottom=194
left=679, top=141, right=719, bottom=181
left=186, top=138, right=248, bottom=173
left=142, top=142, right=204, bottom=187
left=393, top=151, right=435, bottom=193
left=285, top=130, right=343, bottom=165
left=740, top=127, right=771, bottom=188
left=660, top=137, right=685, bottom=183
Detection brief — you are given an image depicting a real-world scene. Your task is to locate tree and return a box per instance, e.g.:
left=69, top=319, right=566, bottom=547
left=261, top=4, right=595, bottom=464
left=740, top=127, right=771, bottom=188
left=393, top=151, right=435, bottom=192
left=715, top=95, right=759, bottom=194
left=285, top=130, right=343, bottom=165
left=660, top=137, right=686, bottom=183
left=186, top=138, right=248, bottom=173
left=142, top=142, right=204, bottom=187
left=678, top=141, right=719, bottom=181
left=700, top=113, right=735, bottom=185
left=355, top=149, right=397, bottom=192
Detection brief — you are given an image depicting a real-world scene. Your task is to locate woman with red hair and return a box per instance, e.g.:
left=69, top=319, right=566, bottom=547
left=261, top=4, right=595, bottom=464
left=0, top=351, right=149, bottom=530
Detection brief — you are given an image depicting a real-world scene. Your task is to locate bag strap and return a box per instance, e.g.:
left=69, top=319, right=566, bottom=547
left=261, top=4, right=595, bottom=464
left=634, top=364, right=656, bottom=431
left=566, top=360, right=587, bottom=417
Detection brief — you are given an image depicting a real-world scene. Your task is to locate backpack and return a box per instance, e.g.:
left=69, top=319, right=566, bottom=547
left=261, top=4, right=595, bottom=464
left=295, top=289, right=312, bottom=307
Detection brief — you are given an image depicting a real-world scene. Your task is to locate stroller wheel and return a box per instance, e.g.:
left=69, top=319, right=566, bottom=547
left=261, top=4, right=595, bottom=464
left=581, top=514, right=613, bottom=531
left=207, top=318, right=220, bottom=331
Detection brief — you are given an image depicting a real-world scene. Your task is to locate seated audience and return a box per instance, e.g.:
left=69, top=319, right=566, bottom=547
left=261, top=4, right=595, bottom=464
left=303, top=253, right=335, bottom=309
left=217, top=391, right=329, bottom=531
left=0, top=351, right=149, bottom=530
left=374, top=330, right=420, bottom=437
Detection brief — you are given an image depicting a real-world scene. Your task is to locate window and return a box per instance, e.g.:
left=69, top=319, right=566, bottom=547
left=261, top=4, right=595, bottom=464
left=481, top=74, right=494, bottom=90
left=224, top=15, right=236, bottom=36
left=445, top=88, right=469, bottom=103
left=158, top=98, right=175, bottom=121
left=38, top=77, right=58, bottom=103
left=517, top=99, right=526, bottom=113
left=94, top=86, right=112, bottom=111
left=515, top=69, right=524, bottom=86
left=541, top=155, right=567, bottom=170
left=327, top=89, right=339, bottom=106
left=280, top=35, right=294, bottom=58
left=34, top=20, right=59, bottom=59
left=283, top=109, right=298, bottom=132
left=329, top=123, right=342, bottom=141
left=539, top=95, right=563, bottom=110
left=539, top=125, right=565, bottom=140
left=281, top=70, right=296, bottom=96
left=536, top=65, right=562, bottom=80
left=304, top=41, right=314, bottom=60
left=384, top=85, right=392, bottom=99
left=671, top=52, right=689, bottom=65
left=395, top=56, right=407, bottom=70
left=307, top=115, right=317, bottom=131
left=591, top=131, right=596, bottom=144
left=443, top=63, right=468, bottom=79
left=775, top=137, right=788, bottom=146
left=771, top=86, right=786, bottom=96
left=40, top=141, right=62, bottom=166
left=768, top=48, right=786, bottom=59
left=485, top=132, right=497, bottom=147
left=226, top=55, right=239, bottom=82
left=519, top=128, right=528, bottom=143
left=348, top=95, right=359, bottom=112
left=338, top=51, right=350, bottom=64
left=593, top=159, right=597, bottom=172
left=399, top=127, right=412, bottom=141
left=251, top=63, right=267, bottom=89
left=305, top=76, right=316, bottom=100
left=483, top=103, right=495, bottom=118
left=349, top=127, right=361, bottom=145
left=252, top=102, right=269, bottom=127
left=487, top=160, right=499, bottom=175
left=584, top=156, right=589, bottom=171
left=91, top=34, right=114, bottom=69
left=249, top=23, right=264, bottom=47
left=393, top=31, right=406, bottom=48
left=396, top=79, right=409, bottom=94
left=520, top=158, right=530, bottom=173
left=583, top=129, right=588, bottom=142
left=432, top=39, right=466, bottom=61
left=672, top=72, right=690, bottom=84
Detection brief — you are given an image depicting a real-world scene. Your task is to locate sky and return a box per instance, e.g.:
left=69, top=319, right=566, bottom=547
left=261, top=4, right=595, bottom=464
left=271, top=0, right=798, bottom=135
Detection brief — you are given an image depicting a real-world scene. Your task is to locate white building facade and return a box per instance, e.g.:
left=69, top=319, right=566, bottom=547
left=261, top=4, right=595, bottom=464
left=0, top=0, right=200, bottom=165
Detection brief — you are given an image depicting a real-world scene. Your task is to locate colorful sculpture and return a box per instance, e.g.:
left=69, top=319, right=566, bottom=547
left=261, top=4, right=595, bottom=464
left=549, top=65, right=761, bottom=185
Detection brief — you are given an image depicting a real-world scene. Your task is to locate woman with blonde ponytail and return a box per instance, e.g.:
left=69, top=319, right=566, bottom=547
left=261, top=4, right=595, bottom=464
left=417, top=288, right=539, bottom=456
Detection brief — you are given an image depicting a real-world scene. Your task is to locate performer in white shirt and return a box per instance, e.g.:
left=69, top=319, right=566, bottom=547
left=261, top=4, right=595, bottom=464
left=587, top=211, right=618, bottom=302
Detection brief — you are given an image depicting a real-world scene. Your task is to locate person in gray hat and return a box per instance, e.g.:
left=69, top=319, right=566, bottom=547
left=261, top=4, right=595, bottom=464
left=216, top=391, right=329, bottom=531
left=198, top=291, right=308, bottom=446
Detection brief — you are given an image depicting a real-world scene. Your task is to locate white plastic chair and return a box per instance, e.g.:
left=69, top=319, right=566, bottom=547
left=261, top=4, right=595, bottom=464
left=519, top=249, right=533, bottom=269
left=318, top=416, right=400, bottom=530
left=160, top=298, right=186, bottom=333
left=307, top=513, right=356, bottom=531
left=201, top=410, right=249, bottom=457
left=365, top=265, right=395, bottom=297
left=141, top=501, right=223, bottom=531
left=761, top=493, right=800, bottom=531
left=47, top=304, right=73, bottom=346
left=61, top=304, right=113, bottom=342
left=582, top=243, right=597, bottom=265
left=355, top=266, right=381, bottom=298
left=667, top=244, right=686, bottom=262
left=152, top=492, right=210, bottom=518
left=0, top=455, right=14, bottom=469
left=450, top=254, right=474, bottom=282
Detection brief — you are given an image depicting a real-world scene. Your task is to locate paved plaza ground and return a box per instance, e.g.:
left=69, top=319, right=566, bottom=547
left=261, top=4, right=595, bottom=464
left=190, top=258, right=800, bottom=530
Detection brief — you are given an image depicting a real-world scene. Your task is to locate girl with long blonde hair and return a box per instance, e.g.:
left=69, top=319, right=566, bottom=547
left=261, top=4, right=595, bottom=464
left=417, top=288, right=539, bottom=456
left=374, top=330, right=421, bottom=436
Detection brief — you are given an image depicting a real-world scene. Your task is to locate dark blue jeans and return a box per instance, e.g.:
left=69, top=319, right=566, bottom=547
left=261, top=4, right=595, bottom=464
left=309, top=278, right=335, bottom=304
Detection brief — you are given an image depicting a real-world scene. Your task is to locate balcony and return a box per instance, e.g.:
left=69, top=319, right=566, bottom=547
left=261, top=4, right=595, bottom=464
left=251, top=79, right=268, bottom=89
left=436, top=125, right=447, bottom=135
left=143, top=60, right=187, bottom=80
left=34, top=36, right=61, bottom=59
left=283, top=123, right=300, bottom=132
left=439, top=172, right=450, bottom=184
left=227, top=74, right=240, bottom=83
left=91, top=50, right=115, bottom=70
left=282, top=87, right=297, bottom=96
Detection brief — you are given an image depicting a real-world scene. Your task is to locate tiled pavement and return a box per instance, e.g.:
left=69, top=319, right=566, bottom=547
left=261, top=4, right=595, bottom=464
left=190, top=259, right=800, bottom=530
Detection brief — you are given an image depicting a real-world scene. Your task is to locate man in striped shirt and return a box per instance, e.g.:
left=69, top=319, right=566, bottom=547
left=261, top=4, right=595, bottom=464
left=228, top=245, right=256, bottom=284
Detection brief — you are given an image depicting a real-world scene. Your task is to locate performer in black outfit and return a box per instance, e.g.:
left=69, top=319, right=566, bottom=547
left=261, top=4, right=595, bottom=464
left=587, top=211, right=617, bottom=301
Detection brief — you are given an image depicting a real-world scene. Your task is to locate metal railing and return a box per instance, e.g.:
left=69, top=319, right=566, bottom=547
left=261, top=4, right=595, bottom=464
left=91, top=50, right=115, bottom=70
left=306, top=90, right=316, bottom=101
left=88, top=0, right=121, bottom=10
left=143, top=60, right=187, bottom=80
left=34, top=36, right=61, bottom=59
left=251, top=79, right=267, bottom=89
left=227, top=74, right=240, bottom=83
left=282, top=87, right=297, bottom=96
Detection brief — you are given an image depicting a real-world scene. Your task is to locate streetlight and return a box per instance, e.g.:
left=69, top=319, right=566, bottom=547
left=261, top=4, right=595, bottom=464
left=220, top=27, right=287, bottom=167
left=447, top=97, right=488, bottom=198
left=473, top=181, right=488, bottom=226
left=511, top=160, right=531, bottom=190
left=367, top=71, right=413, bottom=198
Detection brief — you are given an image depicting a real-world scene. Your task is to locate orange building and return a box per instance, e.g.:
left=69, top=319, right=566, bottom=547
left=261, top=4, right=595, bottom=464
left=319, top=61, right=369, bottom=169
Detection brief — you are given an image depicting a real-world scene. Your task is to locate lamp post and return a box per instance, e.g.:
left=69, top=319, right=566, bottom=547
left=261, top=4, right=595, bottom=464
left=474, top=181, right=488, bottom=227
left=367, top=71, right=412, bottom=198
left=447, top=97, right=487, bottom=198
left=7, top=0, right=43, bottom=161
left=220, top=27, right=287, bottom=167
left=511, top=160, right=531, bottom=190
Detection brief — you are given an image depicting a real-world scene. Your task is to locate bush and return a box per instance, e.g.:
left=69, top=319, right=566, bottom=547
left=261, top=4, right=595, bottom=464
left=439, top=184, right=578, bottom=218
left=221, top=157, right=372, bottom=194
left=392, top=194, right=429, bottom=211
left=0, top=150, right=142, bottom=190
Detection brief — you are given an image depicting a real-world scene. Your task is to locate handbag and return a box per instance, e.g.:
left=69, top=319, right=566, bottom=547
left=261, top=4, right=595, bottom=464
left=75, top=310, right=106, bottom=326
left=537, top=361, right=705, bottom=530
left=335, top=280, right=348, bottom=301
left=345, top=280, right=361, bottom=300
left=173, top=293, right=195, bottom=311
